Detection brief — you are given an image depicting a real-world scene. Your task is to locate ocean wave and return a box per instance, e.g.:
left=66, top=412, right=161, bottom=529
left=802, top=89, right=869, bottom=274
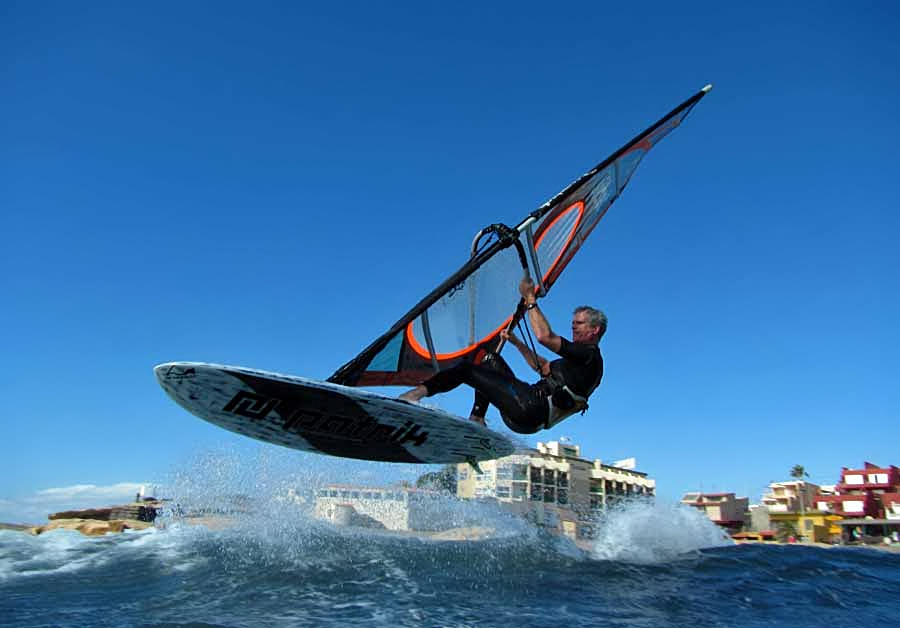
left=589, top=498, right=733, bottom=563
left=3, top=510, right=900, bottom=627
left=5, top=449, right=899, bottom=627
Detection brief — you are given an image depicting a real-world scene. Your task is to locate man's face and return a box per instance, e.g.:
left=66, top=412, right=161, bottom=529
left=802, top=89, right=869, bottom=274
left=571, top=312, right=599, bottom=343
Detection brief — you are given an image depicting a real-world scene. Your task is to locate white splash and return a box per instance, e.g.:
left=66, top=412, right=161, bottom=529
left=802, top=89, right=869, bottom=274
left=590, top=499, right=732, bottom=564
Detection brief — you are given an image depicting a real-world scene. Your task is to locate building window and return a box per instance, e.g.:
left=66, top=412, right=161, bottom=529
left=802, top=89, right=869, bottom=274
left=476, top=469, right=492, bottom=481
left=543, top=469, right=555, bottom=484
left=496, top=465, right=512, bottom=480
left=530, top=467, right=542, bottom=482
left=590, top=479, right=602, bottom=493
left=458, top=469, right=468, bottom=481
left=329, top=490, right=338, bottom=497
left=496, top=486, right=510, bottom=498
left=557, top=472, right=569, bottom=488
left=513, top=465, right=528, bottom=481
left=512, top=483, right=527, bottom=500
left=543, top=487, right=555, bottom=503
left=558, top=488, right=568, bottom=505
left=845, top=474, right=864, bottom=485
left=530, top=487, right=542, bottom=502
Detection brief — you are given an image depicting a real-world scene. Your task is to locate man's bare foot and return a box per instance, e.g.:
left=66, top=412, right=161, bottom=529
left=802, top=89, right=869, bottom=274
left=399, top=385, right=428, bottom=403
left=468, top=414, right=486, bottom=427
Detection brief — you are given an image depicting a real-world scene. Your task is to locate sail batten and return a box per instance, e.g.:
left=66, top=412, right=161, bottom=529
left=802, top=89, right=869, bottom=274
left=328, top=85, right=712, bottom=387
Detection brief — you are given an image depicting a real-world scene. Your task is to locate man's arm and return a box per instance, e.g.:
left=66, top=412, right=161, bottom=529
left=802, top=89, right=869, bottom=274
left=520, top=277, right=562, bottom=353
left=502, top=330, right=550, bottom=376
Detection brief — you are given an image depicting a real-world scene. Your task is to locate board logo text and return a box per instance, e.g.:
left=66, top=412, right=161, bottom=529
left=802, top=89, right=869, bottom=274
left=222, top=390, right=429, bottom=446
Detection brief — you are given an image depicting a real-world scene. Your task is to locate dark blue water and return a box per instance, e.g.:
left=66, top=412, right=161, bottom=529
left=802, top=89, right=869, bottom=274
left=3, top=504, right=899, bottom=628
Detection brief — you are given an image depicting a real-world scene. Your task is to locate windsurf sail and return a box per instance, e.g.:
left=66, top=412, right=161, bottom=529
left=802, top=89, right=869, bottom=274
left=329, top=85, right=712, bottom=387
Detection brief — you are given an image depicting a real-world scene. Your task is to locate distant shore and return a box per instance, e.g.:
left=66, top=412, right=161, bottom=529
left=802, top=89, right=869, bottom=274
left=733, top=538, right=900, bottom=554
left=5, top=513, right=900, bottom=553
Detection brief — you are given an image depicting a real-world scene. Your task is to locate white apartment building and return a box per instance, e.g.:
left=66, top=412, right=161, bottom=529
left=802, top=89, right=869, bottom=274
left=313, top=485, right=447, bottom=531
left=455, top=441, right=655, bottom=539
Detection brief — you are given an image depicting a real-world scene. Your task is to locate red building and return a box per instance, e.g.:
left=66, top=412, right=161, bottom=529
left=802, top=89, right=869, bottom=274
left=814, top=462, right=900, bottom=518
left=883, top=493, right=900, bottom=520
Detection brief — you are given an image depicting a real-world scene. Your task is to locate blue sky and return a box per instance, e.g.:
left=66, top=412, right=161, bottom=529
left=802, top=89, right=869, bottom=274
left=2, top=1, right=898, bottom=522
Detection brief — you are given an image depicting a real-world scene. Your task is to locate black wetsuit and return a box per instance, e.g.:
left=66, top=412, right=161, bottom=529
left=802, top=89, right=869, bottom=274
left=421, top=337, right=603, bottom=434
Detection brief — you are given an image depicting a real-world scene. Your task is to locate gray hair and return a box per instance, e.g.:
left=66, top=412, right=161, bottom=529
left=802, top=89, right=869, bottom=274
left=574, top=306, right=607, bottom=339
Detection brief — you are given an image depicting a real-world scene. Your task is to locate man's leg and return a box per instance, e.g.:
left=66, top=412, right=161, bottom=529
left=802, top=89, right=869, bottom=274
left=468, top=353, right=516, bottom=424
left=398, top=385, right=428, bottom=403
left=399, top=360, right=474, bottom=404
left=400, top=358, right=532, bottom=426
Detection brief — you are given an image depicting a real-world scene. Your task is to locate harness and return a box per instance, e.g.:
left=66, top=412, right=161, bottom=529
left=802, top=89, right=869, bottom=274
left=542, top=372, right=595, bottom=429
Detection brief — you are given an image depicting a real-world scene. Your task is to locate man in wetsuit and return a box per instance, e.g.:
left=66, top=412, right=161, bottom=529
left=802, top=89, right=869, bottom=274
left=399, top=277, right=605, bottom=434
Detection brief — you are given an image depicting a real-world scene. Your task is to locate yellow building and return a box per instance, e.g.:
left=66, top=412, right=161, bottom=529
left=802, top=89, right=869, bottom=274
left=768, top=511, right=843, bottom=543
left=455, top=441, right=655, bottom=540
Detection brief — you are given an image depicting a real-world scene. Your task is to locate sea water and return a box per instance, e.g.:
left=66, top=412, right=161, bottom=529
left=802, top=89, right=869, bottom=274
left=3, top=450, right=899, bottom=627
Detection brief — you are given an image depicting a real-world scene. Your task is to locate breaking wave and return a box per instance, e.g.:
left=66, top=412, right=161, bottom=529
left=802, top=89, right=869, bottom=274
left=4, top=448, right=899, bottom=628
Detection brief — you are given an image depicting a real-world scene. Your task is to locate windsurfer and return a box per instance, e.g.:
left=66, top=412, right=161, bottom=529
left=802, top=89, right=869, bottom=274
left=399, top=277, right=605, bottom=434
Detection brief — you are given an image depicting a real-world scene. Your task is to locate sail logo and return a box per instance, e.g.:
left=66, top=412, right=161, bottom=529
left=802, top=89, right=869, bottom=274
left=221, top=390, right=429, bottom=446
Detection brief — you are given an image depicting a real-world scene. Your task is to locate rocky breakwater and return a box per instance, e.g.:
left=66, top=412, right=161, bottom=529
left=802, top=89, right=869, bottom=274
left=29, top=500, right=163, bottom=536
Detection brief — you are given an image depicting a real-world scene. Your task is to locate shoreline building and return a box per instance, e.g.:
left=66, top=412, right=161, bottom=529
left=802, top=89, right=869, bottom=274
left=812, top=462, right=900, bottom=542
left=310, top=441, right=656, bottom=539
left=455, top=441, right=655, bottom=541
left=761, top=480, right=820, bottom=514
left=313, top=484, right=448, bottom=531
left=813, top=462, right=900, bottom=519
left=679, top=492, right=749, bottom=533
left=760, top=480, right=839, bottom=542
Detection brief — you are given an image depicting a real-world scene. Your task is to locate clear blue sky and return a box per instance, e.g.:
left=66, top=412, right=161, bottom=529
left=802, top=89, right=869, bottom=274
left=2, top=1, right=898, bottom=521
